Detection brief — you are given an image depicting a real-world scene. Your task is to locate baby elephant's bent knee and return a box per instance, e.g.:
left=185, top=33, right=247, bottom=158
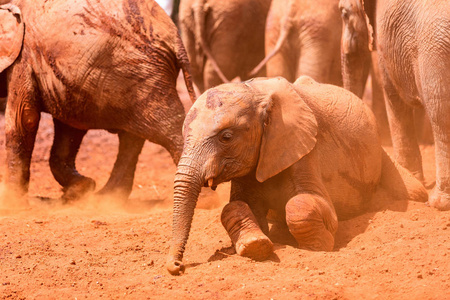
left=285, top=194, right=337, bottom=251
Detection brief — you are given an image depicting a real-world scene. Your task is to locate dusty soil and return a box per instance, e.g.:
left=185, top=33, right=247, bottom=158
left=0, top=77, right=449, bottom=300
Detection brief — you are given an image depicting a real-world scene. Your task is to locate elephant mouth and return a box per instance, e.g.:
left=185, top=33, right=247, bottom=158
left=204, top=177, right=218, bottom=191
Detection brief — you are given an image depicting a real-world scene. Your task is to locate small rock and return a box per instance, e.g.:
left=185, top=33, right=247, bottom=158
left=15, top=255, right=21, bottom=259
left=91, top=220, right=107, bottom=226
left=70, top=260, right=76, bottom=265
left=417, top=274, right=423, bottom=279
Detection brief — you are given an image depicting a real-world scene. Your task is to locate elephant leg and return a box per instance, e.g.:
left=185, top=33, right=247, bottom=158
left=203, top=59, right=225, bottom=90
left=428, top=114, right=450, bottom=211
left=3, top=79, right=40, bottom=203
left=370, top=52, right=391, bottom=145
left=49, top=119, right=95, bottom=201
left=381, top=69, right=424, bottom=182
left=266, top=51, right=296, bottom=83
left=221, top=201, right=274, bottom=261
left=285, top=194, right=338, bottom=251
left=414, top=106, right=434, bottom=145
left=420, top=56, right=450, bottom=211
left=297, top=41, right=340, bottom=85
left=97, top=131, right=145, bottom=200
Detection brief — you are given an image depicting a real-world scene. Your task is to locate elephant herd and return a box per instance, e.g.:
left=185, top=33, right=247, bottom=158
left=0, top=0, right=449, bottom=276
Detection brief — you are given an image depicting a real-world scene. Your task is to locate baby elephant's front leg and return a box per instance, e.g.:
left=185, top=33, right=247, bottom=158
left=221, top=201, right=273, bottom=260
left=286, top=194, right=338, bottom=251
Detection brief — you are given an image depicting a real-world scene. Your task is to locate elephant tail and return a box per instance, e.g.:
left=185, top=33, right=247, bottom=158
left=372, top=149, right=428, bottom=209
left=192, top=0, right=230, bottom=83
left=175, top=35, right=197, bottom=103
left=248, top=0, right=295, bottom=78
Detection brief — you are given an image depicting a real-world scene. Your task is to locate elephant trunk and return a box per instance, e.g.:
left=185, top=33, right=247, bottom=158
left=166, top=156, right=204, bottom=275
left=340, top=0, right=374, bottom=99
left=341, top=50, right=371, bottom=99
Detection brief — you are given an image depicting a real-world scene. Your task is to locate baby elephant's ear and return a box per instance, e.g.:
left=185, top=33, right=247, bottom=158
left=247, top=77, right=318, bottom=182
left=0, top=4, right=24, bottom=73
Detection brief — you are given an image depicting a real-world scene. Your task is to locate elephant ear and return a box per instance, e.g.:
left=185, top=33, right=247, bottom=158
left=247, top=77, right=318, bottom=182
left=0, top=4, right=24, bottom=73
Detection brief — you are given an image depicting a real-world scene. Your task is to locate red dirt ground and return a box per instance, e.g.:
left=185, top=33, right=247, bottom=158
left=0, top=78, right=449, bottom=299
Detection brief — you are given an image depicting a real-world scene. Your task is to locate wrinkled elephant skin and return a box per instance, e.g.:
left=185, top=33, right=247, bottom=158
left=166, top=76, right=428, bottom=275
left=253, top=0, right=342, bottom=85
left=0, top=0, right=196, bottom=203
left=179, top=0, right=271, bottom=92
left=340, top=0, right=450, bottom=210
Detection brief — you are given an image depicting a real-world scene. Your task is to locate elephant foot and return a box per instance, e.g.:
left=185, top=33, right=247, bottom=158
left=0, top=184, right=29, bottom=209
left=289, top=222, right=335, bottom=251
left=221, top=201, right=273, bottom=261
left=286, top=194, right=338, bottom=252
left=62, top=177, right=96, bottom=202
left=234, top=232, right=274, bottom=261
left=96, top=186, right=131, bottom=201
left=428, top=187, right=450, bottom=211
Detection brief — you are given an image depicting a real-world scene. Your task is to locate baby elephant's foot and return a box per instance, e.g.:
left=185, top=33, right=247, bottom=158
left=428, top=187, right=450, bottom=211
left=235, top=231, right=274, bottom=261
left=62, top=177, right=96, bottom=202
left=286, top=194, right=338, bottom=251
left=221, top=201, right=273, bottom=261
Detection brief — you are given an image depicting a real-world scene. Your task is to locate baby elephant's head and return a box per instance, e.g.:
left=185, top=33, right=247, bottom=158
left=182, top=76, right=318, bottom=186
left=167, top=77, right=318, bottom=275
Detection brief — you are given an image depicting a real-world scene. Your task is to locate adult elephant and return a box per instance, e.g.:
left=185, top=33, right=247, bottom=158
left=166, top=76, right=427, bottom=275
left=250, top=0, right=342, bottom=85
left=179, top=0, right=271, bottom=92
left=339, top=0, right=450, bottom=210
left=339, top=0, right=432, bottom=146
left=0, top=0, right=195, bottom=202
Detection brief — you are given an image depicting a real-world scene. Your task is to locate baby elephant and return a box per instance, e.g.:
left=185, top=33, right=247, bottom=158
left=167, top=76, right=427, bottom=275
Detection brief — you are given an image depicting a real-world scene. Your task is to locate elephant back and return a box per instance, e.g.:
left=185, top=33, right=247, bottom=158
left=293, top=76, right=382, bottom=219
left=13, top=0, right=186, bottom=125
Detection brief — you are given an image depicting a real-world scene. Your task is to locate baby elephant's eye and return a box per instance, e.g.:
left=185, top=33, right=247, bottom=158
left=219, top=130, right=233, bottom=143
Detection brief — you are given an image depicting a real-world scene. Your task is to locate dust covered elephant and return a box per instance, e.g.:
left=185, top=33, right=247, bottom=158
left=340, top=0, right=450, bottom=210
left=166, top=76, right=427, bottom=275
left=0, top=0, right=195, bottom=203
left=179, top=0, right=272, bottom=92
left=250, top=0, right=342, bottom=85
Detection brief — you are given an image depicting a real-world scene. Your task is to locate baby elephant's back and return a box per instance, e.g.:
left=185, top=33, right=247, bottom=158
left=293, top=76, right=383, bottom=219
